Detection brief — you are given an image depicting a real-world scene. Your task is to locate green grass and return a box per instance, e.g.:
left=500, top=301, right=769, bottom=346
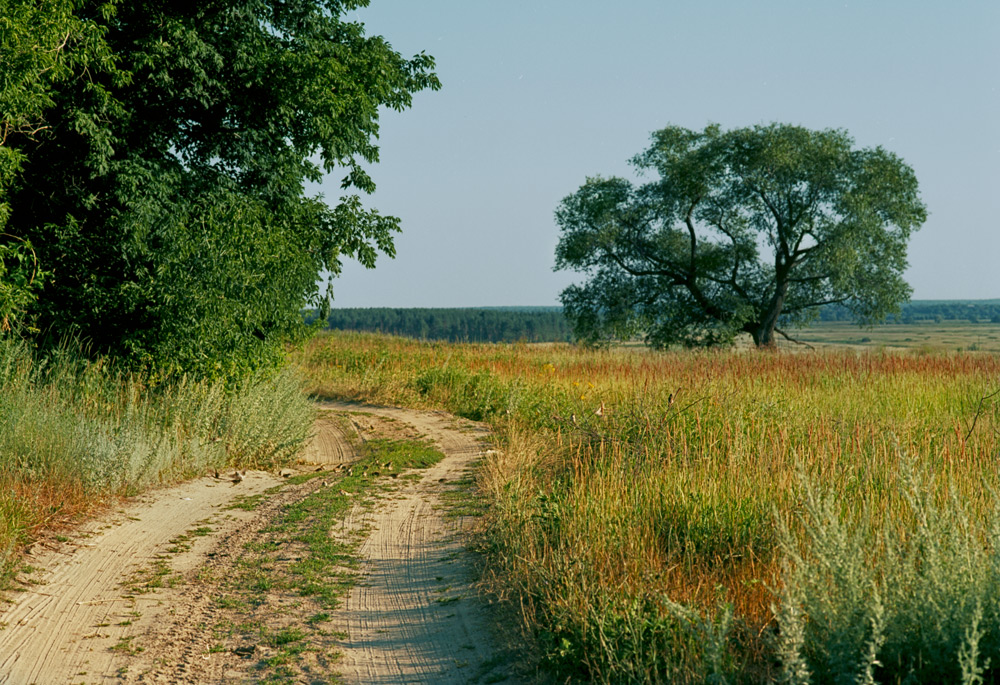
left=439, top=474, right=488, bottom=518
left=109, top=635, right=144, bottom=655
left=359, top=437, right=445, bottom=471
left=791, top=320, right=1000, bottom=352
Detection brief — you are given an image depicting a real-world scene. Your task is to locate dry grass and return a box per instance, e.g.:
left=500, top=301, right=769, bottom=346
left=0, top=339, right=315, bottom=589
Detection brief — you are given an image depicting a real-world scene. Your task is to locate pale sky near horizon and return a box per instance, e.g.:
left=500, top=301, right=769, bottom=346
left=320, top=1, right=999, bottom=307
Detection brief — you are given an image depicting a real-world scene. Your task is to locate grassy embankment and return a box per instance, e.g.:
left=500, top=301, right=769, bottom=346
left=0, top=339, right=315, bottom=589
left=295, top=331, right=1000, bottom=683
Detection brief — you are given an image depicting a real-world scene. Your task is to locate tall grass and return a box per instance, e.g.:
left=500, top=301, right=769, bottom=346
left=295, top=332, right=1000, bottom=682
left=0, top=338, right=314, bottom=587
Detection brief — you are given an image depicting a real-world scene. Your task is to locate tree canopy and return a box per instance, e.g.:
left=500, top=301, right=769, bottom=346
left=0, top=0, right=120, bottom=332
left=555, top=123, right=927, bottom=348
left=0, top=0, right=439, bottom=377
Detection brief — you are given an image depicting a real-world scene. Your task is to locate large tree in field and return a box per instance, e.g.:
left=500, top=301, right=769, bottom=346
left=2, top=0, right=438, bottom=377
left=555, top=123, right=927, bottom=348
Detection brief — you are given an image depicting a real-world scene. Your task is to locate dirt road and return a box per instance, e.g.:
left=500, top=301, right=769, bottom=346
left=0, top=402, right=513, bottom=684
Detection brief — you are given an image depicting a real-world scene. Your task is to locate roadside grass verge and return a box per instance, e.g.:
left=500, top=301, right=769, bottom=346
left=0, top=338, right=314, bottom=591
left=210, top=437, right=445, bottom=682
left=294, top=331, right=1000, bottom=683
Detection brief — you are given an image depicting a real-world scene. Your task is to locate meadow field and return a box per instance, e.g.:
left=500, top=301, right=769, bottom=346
left=786, top=320, right=1000, bottom=354
left=295, top=331, right=1000, bottom=683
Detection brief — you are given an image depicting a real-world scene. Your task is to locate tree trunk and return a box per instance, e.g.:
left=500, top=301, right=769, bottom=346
left=753, top=281, right=790, bottom=348
left=755, top=321, right=778, bottom=348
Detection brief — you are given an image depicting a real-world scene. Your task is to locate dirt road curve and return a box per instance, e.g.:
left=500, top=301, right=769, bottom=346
left=0, top=402, right=512, bottom=684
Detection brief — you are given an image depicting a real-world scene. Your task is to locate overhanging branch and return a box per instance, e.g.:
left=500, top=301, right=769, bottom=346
left=606, top=250, right=678, bottom=280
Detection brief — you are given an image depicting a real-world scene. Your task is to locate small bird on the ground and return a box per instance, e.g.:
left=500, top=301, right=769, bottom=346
left=230, top=471, right=244, bottom=484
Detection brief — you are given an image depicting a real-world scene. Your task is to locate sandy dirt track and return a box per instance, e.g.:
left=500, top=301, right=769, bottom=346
left=319, top=402, right=505, bottom=684
left=0, top=402, right=513, bottom=684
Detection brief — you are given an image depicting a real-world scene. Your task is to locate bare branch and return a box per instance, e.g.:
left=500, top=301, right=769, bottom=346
left=774, top=327, right=815, bottom=349
left=700, top=271, right=752, bottom=303
left=751, top=184, right=783, bottom=230
left=44, top=31, right=72, bottom=55
left=791, top=242, right=821, bottom=261
left=606, top=250, right=677, bottom=280
left=684, top=200, right=700, bottom=274
left=744, top=180, right=789, bottom=259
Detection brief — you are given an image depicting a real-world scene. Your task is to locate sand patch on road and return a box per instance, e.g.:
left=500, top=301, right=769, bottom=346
left=0, top=471, right=281, bottom=684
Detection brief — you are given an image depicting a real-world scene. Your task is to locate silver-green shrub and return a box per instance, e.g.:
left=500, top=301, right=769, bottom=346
left=775, top=462, right=1000, bottom=684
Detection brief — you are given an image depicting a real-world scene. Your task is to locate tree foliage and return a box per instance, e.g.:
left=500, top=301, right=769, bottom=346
left=555, top=123, right=927, bottom=348
left=1, top=0, right=438, bottom=377
left=0, top=0, right=120, bottom=333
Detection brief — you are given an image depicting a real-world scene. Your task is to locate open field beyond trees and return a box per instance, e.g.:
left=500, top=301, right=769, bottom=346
left=788, top=320, right=1000, bottom=354
left=295, top=331, right=1000, bottom=683
left=4, top=326, right=1000, bottom=682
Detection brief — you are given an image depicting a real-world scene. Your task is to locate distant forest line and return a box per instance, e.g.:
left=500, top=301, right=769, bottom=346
left=321, top=307, right=571, bottom=343
left=318, top=301, right=1000, bottom=344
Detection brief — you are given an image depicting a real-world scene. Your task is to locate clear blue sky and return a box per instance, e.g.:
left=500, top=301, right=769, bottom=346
left=321, top=1, right=999, bottom=307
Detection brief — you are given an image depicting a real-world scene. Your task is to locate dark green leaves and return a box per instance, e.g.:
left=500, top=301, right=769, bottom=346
left=2, top=0, right=439, bottom=377
left=0, top=234, right=44, bottom=334
left=0, top=0, right=124, bottom=335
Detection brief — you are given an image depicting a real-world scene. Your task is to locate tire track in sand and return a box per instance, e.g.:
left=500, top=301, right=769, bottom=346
left=319, top=402, right=512, bottom=684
